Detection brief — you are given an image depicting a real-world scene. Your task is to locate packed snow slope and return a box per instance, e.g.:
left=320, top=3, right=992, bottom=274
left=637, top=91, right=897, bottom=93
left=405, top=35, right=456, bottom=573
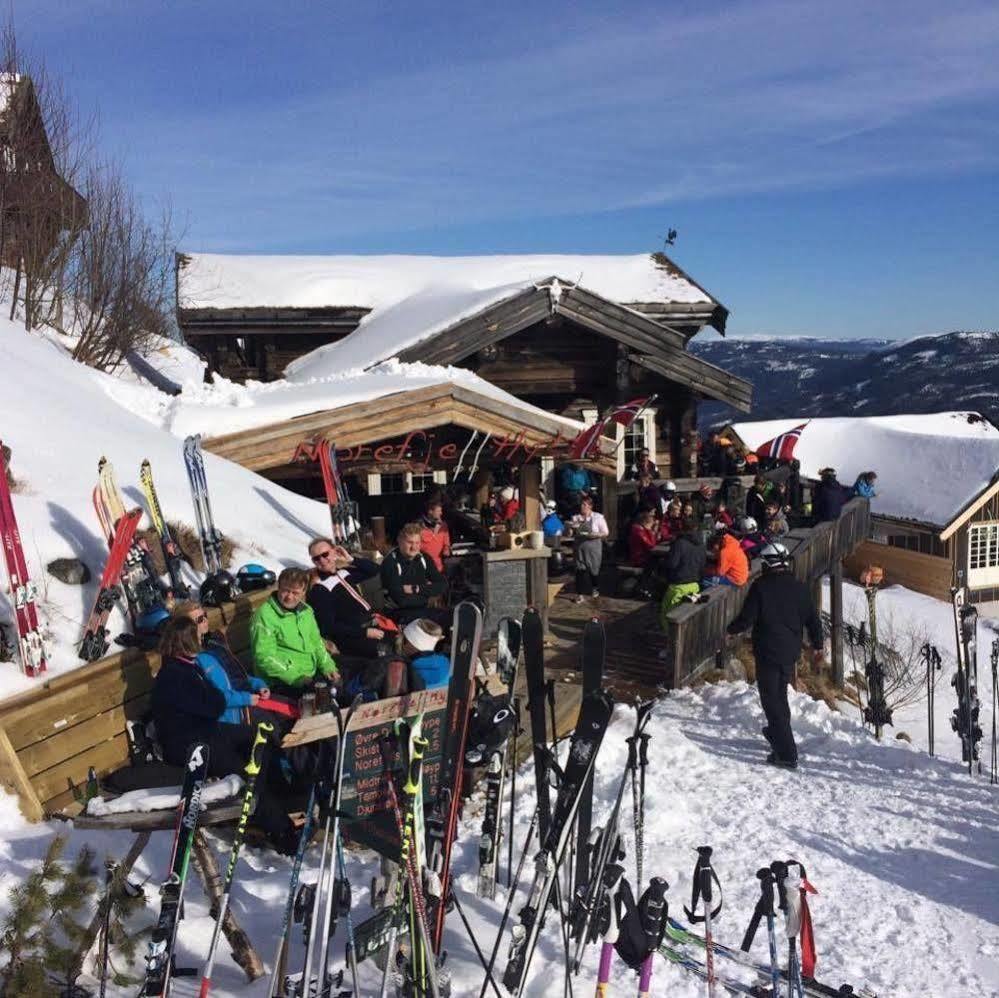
left=733, top=412, right=999, bottom=527
left=0, top=314, right=340, bottom=698
left=0, top=583, right=994, bottom=997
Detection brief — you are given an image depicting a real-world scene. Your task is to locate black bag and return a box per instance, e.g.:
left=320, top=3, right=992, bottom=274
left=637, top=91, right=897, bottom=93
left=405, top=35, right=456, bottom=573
left=614, top=877, right=670, bottom=970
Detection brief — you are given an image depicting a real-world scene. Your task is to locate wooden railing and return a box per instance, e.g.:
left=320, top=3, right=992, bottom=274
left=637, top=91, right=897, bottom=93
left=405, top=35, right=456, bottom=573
left=661, top=498, right=871, bottom=687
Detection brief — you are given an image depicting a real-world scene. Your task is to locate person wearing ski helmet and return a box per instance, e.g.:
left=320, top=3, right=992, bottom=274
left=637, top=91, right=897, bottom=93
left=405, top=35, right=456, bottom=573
left=250, top=567, right=339, bottom=696
left=736, top=515, right=767, bottom=559
left=726, top=542, right=823, bottom=769
left=541, top=500, right=564, bottom=539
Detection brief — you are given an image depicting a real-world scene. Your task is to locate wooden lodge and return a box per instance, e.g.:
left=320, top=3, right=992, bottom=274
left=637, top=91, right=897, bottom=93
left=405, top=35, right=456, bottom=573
left=176, top=252, right=753, bottom=497
left=730, top=413, right=999, bottom=605
left=0, top=74, right=87, bottom=273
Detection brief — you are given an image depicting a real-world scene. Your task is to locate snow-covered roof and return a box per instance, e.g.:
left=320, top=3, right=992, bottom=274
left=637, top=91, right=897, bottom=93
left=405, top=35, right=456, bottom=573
left=732, top=412, right=999, bottom=528
left=284, top=281, right=534, bottom=380
left=177, top=252, right=714, bottom=312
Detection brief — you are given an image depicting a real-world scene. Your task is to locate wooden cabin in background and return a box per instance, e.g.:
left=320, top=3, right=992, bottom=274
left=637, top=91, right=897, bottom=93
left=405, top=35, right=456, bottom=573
left=176, top=252, right=753, bottom=505
left=0, top=74, right=87, bottom=275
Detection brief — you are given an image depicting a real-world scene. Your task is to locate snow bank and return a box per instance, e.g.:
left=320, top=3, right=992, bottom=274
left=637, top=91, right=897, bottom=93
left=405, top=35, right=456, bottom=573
left=178, top=252, right=713, bottom=312
left=0, top=314, right=335, bottom=698
left=733, top=412, right=999, bottom=527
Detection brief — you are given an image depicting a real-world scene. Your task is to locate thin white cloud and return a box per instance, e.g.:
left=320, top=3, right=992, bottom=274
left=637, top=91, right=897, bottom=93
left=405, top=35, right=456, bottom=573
left=95, top=0, right=999, bottom=246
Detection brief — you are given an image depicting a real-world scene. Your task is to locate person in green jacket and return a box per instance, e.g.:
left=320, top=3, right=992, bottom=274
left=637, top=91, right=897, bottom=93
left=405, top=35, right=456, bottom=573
left=251, top=567, right=339, bottom=695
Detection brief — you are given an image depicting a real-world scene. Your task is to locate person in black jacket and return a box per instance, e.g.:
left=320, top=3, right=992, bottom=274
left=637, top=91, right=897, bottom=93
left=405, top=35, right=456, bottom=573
left=660, top=517, right=707, bottom=615
left=745, top=475, right=769, bottom=525
left=151, top=616, right=298, bottom=852
left=812, top=468, right=852, bottom=522
left=725, top=543, right=823, bottom=769
left=307, top=538, right=387, bottom=658
left=381, top=522, right=449, bottom=627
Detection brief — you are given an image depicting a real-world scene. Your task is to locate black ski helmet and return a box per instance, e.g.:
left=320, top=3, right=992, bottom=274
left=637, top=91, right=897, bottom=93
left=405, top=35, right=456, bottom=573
left=236, top=563, right=276, bottom=592
left=464, top=689, right=516, bottom=765
left=200, top=570, right=238, bottom=607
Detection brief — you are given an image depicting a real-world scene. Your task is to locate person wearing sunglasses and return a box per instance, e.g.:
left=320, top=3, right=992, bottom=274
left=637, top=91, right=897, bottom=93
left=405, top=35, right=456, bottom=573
left=173, top=600, right=271, bottom=724
left=306, top=538, right=388, bottom=660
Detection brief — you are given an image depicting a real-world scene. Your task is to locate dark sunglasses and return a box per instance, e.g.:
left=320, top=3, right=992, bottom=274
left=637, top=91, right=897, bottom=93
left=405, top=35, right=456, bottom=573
left=311, top=550, right=334, bottom=563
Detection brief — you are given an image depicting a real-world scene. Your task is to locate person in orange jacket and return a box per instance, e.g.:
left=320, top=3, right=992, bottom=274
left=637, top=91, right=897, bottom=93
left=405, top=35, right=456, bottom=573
left=702, top=530, right=749, bottom=587
left=419, top=497, right=451, bottom=572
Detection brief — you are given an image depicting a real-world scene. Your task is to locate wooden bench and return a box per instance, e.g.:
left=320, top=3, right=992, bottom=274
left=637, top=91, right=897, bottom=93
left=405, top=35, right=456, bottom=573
left=0, top=589, right=271, bottom=822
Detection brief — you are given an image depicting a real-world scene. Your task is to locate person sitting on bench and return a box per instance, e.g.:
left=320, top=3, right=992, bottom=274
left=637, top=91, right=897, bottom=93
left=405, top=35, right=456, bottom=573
left=402, top=618, right=452, bottom=689
left=251, top=567, right=340, bottom=697
left=381, top=522, right=449, bottom=627
left=306, top=538, right=391, bottom=659
left=152, top=615, right=298, bottom=854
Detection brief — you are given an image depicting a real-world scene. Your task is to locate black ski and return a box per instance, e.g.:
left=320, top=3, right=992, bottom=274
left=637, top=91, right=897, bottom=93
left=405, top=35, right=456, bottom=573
left=951, top=582, right=983, bottom=774
left=426, top=601, right=484, bottom=954
left=141, top=742, right=209, bottom=996
left=502, top=688, right=614, bottom=995
left=573, top=617, right=605, bottom=894
left=522, top=608, right=551, bottom=842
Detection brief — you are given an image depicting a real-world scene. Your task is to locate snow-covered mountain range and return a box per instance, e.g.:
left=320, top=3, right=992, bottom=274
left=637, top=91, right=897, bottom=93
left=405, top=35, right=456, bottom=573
left=691, top=330, right=999, bottom=427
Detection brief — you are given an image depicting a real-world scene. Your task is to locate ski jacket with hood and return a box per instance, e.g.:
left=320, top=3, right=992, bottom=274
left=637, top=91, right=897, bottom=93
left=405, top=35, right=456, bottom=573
left=250, top=595, right=338, bottom=688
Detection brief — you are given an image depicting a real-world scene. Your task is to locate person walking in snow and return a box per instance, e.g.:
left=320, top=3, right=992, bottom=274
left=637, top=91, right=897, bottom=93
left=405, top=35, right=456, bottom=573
left=725, top=543, right=824, bottom=769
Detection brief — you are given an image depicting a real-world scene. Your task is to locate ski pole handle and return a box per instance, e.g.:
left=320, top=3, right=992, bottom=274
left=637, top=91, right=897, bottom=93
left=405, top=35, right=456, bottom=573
left=246, top=721, right=273, bottom=777
left=638, top=732, right=651, bottom=768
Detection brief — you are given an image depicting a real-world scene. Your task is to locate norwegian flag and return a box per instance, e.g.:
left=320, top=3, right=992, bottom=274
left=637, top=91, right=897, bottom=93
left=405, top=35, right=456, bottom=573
left=756, top=422, right=808, bottom=462
left=568, top=397, right=654, bottom=460
left=568, top=420, right=607, bottom=460
left=605, top=397, right=652, bottom=428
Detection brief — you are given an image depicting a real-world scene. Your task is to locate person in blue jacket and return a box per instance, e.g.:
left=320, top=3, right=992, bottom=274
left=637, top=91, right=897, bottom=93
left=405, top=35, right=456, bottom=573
left=402, top=618, right=452, bottom=689
left=853, top=471, right=878, bottom=499
left=541, top=500, right=565, bottom=539
left=177, top=600, right=270, bottom=724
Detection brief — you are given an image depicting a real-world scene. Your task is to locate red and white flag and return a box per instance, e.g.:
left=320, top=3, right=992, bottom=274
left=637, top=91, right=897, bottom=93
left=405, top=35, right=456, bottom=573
left=568, top=420, right=607, bottom=461
left=756, top=422, right=807, bottom=462
left=605, top=397, right=652, bottom=429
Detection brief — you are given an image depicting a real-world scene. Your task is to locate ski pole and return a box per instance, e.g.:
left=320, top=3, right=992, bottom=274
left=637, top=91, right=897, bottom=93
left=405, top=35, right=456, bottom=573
left=637, top=877, right=669, bottom=998
left=478, top=803, right=540, bottom=998
left=198, top=722, right=272, bottom=998
left=98, top=858, right=114, bottom=998
left=991, top=638, right=998, bottom=785
left=452, top=885, right=504, bottom=998
left=594, top=865, right=624, bottom=997
left=336, top=834, right=361, bottom=998
left=740, top=867, right=781, bottom=998
left=683, top=846, right=722, bottom=998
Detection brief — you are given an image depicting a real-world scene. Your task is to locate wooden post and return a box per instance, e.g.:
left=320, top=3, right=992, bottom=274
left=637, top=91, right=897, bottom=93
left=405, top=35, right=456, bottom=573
left=519, top=462, right=542, bottom=531
left=191, top=831, right=265, bottom=981
left=603, top=473, right=619, bottom=542
left=830, top=559, right=844, bottom=686
left=472, top=468, right=492, bottom=512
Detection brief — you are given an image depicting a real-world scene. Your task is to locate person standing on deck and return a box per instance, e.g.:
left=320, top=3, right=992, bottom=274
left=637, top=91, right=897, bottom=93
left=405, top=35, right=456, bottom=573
left=725, top=543, right=823, bottom=769
left=570, top=493, right=609, bottom=603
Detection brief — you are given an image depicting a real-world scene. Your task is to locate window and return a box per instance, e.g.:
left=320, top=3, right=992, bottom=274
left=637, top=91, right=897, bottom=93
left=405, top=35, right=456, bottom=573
left=368, top=472, right=442, bottom=496
left=968, top=522, right=999, bottom=587
left=616, top=410, right=657, bottom=480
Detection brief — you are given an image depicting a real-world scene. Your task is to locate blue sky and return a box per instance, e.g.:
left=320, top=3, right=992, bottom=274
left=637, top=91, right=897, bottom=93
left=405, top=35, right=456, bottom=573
left=20, top=0, right=999, bottom=339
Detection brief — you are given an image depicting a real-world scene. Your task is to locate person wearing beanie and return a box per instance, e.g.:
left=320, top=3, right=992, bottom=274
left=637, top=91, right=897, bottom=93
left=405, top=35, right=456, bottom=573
left=403, top=618, right=452, bottom=688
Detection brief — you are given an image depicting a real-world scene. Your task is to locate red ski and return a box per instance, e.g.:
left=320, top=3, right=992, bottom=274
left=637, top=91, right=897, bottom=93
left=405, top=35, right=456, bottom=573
left=80, top=508, right=142, bottom=662
left=0, top=442, right=48, bottom=677
left=293, top=437, right=359, bottom=547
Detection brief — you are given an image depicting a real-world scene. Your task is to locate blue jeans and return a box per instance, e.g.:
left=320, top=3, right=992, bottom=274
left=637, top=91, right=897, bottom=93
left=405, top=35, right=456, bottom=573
left=701, top=575, right=736, bottom=589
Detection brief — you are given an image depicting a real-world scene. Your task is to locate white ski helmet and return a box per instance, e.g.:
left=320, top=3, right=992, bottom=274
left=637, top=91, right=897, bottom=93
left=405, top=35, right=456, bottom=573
left=737, top=516, right=758, bottom=533
left=661, top=480, right=677, bottom=494
left=760, top=542, right=791, bottom=569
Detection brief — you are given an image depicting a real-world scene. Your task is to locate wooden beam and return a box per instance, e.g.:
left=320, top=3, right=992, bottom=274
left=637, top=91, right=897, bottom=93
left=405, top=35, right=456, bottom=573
left=519, top=463, right=542, bottom=531
left=0, top=726, right=44, bottom=822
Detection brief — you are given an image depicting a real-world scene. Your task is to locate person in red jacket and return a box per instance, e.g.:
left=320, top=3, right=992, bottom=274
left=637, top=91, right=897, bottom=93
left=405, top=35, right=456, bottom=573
left=628, top=509, right=658, bottom=568
left=419, top=498, right=451, bottom=572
